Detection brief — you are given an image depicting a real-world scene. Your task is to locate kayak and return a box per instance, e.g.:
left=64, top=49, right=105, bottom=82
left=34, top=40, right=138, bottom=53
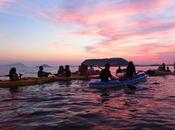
left=89, top=72, right=147, bottom=88
left=145, top=70, right=175, bottom=76
left=0, top=75, right=99, bottom=88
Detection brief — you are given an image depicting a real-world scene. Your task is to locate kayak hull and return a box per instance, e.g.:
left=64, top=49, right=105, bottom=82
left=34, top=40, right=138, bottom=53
left=89, top=73, right=147, bottom=88
left=146, top=70, right=175, bottom=76
left=0, top=76, right=99, bottom=88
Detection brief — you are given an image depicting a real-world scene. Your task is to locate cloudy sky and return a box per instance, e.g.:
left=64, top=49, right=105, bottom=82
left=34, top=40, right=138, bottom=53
left=0, top=0, right=175, bottom=65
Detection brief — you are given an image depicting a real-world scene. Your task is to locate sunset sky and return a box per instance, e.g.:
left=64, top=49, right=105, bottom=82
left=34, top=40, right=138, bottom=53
left=0, top=0, right=175, bottom=65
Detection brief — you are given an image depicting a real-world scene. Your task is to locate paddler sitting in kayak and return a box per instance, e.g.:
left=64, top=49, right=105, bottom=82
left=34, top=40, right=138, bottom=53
left=126, top=61, right=136, bottom=79
left=64, top=65, right=71, bottom=77
left=56, top=65, right=65, bottom=76
left=99, top=63, right=116, bottom=82
left=115, top=61, right=136, bottom=80
left=116, top=66, right=125, bottom=80
left=9, top=67, right=19, bottom=81
left=55, top=65, right=71, bottom=77
left=38, top=66, right=51, bottom=78
left=78, top=63, right=89, bottom=76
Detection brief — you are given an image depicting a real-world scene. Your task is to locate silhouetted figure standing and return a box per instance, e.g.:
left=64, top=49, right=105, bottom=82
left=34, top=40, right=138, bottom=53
left=9, top=67, right=19, bottom=81
left=38, top=66, right=51, bottom=77
left=126, top=61, right=136, bottom=79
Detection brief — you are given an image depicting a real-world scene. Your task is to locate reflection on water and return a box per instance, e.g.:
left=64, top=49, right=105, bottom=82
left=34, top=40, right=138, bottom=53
left=0, top=66, right=175, bottom=130
left=0, top=75, right=175, bottom=130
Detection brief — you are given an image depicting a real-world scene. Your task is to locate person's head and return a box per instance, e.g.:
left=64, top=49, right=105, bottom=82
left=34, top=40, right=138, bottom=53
left=128, top=61, right=134, bottom=67
left=118, top=66, right=121, bottom=69
left=39, top=66, right=43, bottom=71
left=10, top=67, right=16, bottom=74
left=105, top=63, right=110, bottom=69
left=65, top=65, right=69, bottom=70
left=59, top=66, right=64, bottom=70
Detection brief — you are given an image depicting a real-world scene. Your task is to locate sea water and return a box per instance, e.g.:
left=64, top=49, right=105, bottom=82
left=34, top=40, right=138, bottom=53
left=0, top=66, right=175, bottom=130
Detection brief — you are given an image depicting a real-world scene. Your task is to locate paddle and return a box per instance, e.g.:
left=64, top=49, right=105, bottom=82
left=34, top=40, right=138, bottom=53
left=0, top=73, right=23, bottom=79
left=0, top=74, right=9, bottom=77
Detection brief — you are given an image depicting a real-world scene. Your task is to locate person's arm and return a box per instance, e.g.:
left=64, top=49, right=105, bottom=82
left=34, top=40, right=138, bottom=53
left=45, top=72, right=52, bottom=76
left=38, top=71, right=51, bottom=77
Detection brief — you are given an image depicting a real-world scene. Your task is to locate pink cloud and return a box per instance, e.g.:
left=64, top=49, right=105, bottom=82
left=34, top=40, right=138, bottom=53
left=116, top=0, right=175, bottom=15
left=124, top=43, right=175, bottom=64
left=44, top=0, right=175, bottom=25
left=0, top=0, right=16, bottom=11
left=158, top=51, right=175, bottom=63
left=1, top=0, right=175, bottom=64
left=85, top=39, right=175, bottom=64
left=41, top=1, right=175, bottom=48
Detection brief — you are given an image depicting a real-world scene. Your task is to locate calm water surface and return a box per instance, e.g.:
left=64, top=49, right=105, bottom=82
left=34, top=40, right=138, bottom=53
left=0, top=66, right=175, bottom=130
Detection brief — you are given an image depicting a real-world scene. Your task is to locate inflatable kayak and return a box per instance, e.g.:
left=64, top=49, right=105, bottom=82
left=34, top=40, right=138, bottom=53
left=89, top=72, right=147, bottom=88
left=0, top=75, right=99, bottom=88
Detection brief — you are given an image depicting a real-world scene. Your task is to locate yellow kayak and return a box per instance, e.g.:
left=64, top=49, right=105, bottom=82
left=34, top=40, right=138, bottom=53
left=0, top=75, right=99, bottom=88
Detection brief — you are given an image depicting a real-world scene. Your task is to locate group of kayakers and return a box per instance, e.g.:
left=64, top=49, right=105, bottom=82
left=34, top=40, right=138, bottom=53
left=38, top=65, right=71, bottom=78
left=74, top=63, right=99, bottom=76
left=7, top=64, right=97, bottom=81
left=157, top=62, right=175, bottom=72
left=6, top=61, right=175, bottom=81
left=99, top=61, right=136, bottom=82
left=7, top=61, right=136, bottom=81
left=8, top=65, right=72, bottom=81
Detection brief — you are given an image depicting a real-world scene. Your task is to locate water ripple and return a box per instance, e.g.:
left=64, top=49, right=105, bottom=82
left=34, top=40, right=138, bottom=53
left=0, top=76, right=175, bottom=130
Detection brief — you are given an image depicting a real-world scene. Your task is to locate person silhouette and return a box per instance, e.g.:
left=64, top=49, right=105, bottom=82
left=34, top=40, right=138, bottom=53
left=9, top=67, right=19, bottom=81
left=37, top=66, right=51, bottom=77
left=99, top=63, right=116, bottom=82
left=126, top=61, right=136, bottom=79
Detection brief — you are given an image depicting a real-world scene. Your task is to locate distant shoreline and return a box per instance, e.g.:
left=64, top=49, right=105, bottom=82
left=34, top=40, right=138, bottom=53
left=0, top=64, right=174, bottom=68
left=135, top=64, right=174, bottom=67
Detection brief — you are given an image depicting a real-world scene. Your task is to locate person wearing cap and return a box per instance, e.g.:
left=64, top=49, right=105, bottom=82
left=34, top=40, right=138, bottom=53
left=99, top=63, right=116, bottom=82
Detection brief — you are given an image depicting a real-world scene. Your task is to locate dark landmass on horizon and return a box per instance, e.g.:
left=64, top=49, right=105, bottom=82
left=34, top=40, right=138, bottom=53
left=36, top=64, right=53, bottom=68
left=0, top=63, right=26, bottom=67
left=82, top=58, right=128, bottom=66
